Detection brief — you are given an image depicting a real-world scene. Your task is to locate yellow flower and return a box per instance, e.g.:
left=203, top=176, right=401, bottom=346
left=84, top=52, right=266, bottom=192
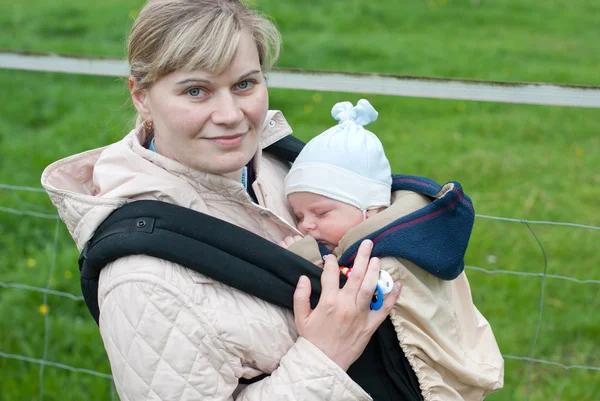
left=64, top=270, right=73, bottom=279
left=27, top=258, right=36, bottom=268
left=39, top=304, right=49, bottom=316
left=312, top=93, right=322, bottom=103
left=304, top=104, right=314, bottom=113
left=575, top=147, right=584, bottom=158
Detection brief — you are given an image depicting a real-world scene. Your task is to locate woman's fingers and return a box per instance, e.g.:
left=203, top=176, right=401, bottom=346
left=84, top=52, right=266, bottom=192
left=293, top=276, right=312, bottom=329
left=292, top=242, right=404, bottom=373
left=321, top=254, right=341, bottom=295
left=356, top=257, right=381, bottom=308
left=343, top=240, right=373, bottom=294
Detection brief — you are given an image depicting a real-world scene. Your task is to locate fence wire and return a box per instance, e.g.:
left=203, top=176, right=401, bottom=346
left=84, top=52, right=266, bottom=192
left=1, top=184, right=598, bottom=400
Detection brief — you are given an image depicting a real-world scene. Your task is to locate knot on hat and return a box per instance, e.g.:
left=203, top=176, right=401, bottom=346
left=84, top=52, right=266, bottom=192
left=332, top=99, right=378, bottom=127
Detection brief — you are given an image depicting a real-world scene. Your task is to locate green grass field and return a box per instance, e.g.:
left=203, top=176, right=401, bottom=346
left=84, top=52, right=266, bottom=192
left=1, top=1, right=599, bottom=400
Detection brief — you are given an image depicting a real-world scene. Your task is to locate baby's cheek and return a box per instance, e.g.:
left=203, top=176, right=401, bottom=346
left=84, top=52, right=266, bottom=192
left=328, top=227, right=346, bottom=245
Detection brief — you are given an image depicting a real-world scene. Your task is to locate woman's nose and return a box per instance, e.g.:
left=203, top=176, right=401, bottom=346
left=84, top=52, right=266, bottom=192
left=211, top=93, right=244, bottom=127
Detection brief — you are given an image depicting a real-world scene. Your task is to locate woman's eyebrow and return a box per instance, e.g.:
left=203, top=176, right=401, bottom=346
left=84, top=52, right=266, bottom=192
left=175, top=78, right=211, bottom=86
left=238, top=70, right=261, bottom=80
left=175, top=70, right=260, bottom=86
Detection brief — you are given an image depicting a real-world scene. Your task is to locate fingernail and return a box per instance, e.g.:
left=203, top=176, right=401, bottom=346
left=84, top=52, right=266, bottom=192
left=363, top=239, right=373, bottom=249
left=297, top=276, right=307, bottom=288
left=393, top=282, right=402, bottom=292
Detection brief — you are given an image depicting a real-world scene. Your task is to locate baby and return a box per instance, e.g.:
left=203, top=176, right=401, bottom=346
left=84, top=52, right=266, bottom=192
left=280, top=99, right=504, bottom=401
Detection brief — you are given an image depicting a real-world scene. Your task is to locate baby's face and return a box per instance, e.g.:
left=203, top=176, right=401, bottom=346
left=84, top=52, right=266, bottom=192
left=288, top=192, right=364, bottom=251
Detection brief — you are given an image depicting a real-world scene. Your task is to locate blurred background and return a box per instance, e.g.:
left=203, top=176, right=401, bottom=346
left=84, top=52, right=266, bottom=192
left=0, top=0, right=598, bottom=400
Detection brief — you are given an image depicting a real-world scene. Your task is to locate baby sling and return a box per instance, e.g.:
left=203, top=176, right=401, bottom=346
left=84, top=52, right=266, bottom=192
left=78, top=135, right=424, bottom=401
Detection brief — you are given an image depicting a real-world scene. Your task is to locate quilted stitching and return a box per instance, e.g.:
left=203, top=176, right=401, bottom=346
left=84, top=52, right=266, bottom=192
left=101, top=277, right=236, bottom=400
left=207, top=283, right=294, bottom=364
left=99, top=261, right=372, bottom=400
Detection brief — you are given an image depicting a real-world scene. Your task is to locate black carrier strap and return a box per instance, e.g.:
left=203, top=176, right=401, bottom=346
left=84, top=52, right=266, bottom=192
left=79, top=199, right=326, bottom=321
left=78, top=135, right=423, bottom=401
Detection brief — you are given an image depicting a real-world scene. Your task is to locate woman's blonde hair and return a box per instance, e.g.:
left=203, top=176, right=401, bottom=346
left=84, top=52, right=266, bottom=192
left=128, top=0, right=281, bottom=125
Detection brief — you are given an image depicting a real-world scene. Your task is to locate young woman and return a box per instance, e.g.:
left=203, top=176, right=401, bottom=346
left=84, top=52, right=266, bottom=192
left=42, top=1, right=406, bottom=399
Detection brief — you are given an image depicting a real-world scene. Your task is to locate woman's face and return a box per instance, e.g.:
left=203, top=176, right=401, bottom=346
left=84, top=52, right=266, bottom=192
left=131, top=31, right=268, bottom=178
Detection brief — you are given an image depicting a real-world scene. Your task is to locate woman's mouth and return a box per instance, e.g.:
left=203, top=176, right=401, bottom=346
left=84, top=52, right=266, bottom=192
left=207, top=132, right=246, bottom=148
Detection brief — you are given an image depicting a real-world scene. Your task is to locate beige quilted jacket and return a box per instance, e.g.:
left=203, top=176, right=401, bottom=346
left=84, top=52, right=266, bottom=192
left=41, top=111, right=374, bottom=401
left=288, top=191, right=505, bottom=401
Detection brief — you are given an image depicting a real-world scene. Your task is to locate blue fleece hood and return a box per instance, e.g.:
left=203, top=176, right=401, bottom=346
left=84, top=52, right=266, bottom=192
left=334, top=175, right=475, bottom=281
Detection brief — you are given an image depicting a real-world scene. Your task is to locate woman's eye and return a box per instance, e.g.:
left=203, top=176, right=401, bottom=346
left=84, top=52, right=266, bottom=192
left=236, top=80, right=254, bottom=90
left=316, top=211, right=329, bottom=218
left=187, top=87, right=206, bottom=97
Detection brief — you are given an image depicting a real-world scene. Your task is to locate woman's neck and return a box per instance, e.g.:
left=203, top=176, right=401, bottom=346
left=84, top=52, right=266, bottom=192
left=223, top=169, right=243, bottom=182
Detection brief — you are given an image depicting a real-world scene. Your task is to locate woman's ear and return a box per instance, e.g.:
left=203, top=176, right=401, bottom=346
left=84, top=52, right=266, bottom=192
left=128, top=75, right=152, bottom=121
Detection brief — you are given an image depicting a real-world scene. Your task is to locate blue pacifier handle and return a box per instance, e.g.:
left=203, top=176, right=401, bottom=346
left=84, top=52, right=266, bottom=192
left=370, top=284, right=384, bottom=311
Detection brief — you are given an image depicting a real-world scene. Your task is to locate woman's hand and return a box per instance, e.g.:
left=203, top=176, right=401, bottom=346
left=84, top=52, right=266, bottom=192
left=277, top=235, right=304, bottom=249
left=293, top=239, right=401, bottom=371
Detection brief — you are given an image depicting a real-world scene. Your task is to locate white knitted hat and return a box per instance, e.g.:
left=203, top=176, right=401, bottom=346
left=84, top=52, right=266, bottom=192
left=284, top=99, right=392, bottom=210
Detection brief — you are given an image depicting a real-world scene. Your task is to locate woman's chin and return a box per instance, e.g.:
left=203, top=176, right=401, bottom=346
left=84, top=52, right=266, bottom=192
left=186, top=141, right=257, bottom=176
left=211, top=153, right=253, bottom=175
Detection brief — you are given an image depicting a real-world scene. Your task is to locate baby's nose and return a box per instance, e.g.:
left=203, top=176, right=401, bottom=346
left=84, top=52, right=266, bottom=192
left=299, top=219, right=316, bottom=233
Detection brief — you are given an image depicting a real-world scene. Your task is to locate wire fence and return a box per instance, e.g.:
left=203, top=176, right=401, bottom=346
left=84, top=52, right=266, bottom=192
left=1, top=183, right=598, bottom=401
left=1, top=51, right=599, bottom=400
